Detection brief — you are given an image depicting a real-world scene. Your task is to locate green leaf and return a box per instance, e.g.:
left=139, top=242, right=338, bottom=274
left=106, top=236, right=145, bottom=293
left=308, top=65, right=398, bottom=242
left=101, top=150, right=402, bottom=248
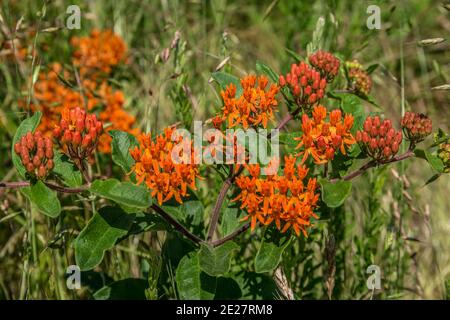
left=415, top=149, right=445, bottom=173
left=52, top=151, right=82, bottom=187
left=109, top=130, right=139, bottom=174
left=319, top=179, right=352, bottom=208
left=234, top=271, right=278, bottom=299
left=125, top=212, right=169, bottom=237
left=22, top=180, right=61, bottom=218
left=90, top=179, right=152, bottom=210
left=74, top=206, right=135, bottom=271
left=214, top=277, right=242, bottom=299
left=255, top=236, right=292, bottom=273
left=163, top=199, right=205, bottom=235
left=256, top=61, right=278, bottom=83
left=175, top=253, right=217, bottom=300
left=306, top=16, right=325, bottom=55
left=279, top=131, right=302, bottom=154
left=366, top=63, right=379, bottom=74
left=211, top=71, right=243, bottom=97
left=220, top=206, right=247, bottom=237
left=284, top=48, right=302, bottom=62
left=425, top=151, right=444, bottom=173
left=12, top=112, right=42, bottom=178
left=93, top=278, right=148, bottom=300
left=199, top=242, right=239, bottom=276
left=340, top=94, right=364, bottom=134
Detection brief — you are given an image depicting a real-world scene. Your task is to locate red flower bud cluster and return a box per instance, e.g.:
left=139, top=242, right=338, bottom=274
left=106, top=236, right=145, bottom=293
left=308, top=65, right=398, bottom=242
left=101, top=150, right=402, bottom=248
left=14, top=131, right=54, bottom=179
left=401, top=112, right=432, bottom=143
left=308, top=50, right=340, bottom=82
left=53, top=107, right=103, bottom=161
left=438, top=142, right=450, bottom=173
left=346, top=60, right=372, bottom=96
left=279, top=61, right=327, bottom=107
left=356, top=116, right=403, bottom=161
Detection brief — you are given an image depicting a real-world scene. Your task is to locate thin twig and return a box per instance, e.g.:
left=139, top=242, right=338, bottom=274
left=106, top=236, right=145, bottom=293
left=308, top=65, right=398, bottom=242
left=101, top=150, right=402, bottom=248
left=211, top=223, right=250, bottom=247
left=331, top=149, right=415, bottom=183
left=0, top=181, right=88, bottom=193
left=150, top=204, right=204, bottom=245
left=206, top=107, right=302, bottom=243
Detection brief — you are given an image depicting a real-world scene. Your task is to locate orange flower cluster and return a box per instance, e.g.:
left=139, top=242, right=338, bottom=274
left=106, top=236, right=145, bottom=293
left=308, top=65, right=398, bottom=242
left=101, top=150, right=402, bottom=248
left=295, top=105, right=356, bottom=164
left=234, top=156, right=319, bottom=237
left=22, top=30, right=138, bottom=154
left=14, top=131, right=54, bottom=179
left=130, top=128, right=201, bottom=205
left=279, top=61, right=327, bottom=107
left=219, top=75, right=280, bottom=129
left=71, top=29, right=127, bottom=78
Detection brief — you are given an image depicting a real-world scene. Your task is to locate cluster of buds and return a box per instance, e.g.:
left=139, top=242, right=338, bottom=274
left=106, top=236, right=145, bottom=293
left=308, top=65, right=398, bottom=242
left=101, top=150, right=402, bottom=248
left=346, top=60, right=372, bottom=96
left=438, top=142, right=450, bottom=173
left=356, top=116, right=403, bottom=162
left=14, top=131, right=54, bottom=179
left=308, top=50, right=340, bottom=82
left=53, top=107, right=103, bottom=161
left=401, top=112, right=432, bottom=144
left=279, top=61, right=327, bottom=107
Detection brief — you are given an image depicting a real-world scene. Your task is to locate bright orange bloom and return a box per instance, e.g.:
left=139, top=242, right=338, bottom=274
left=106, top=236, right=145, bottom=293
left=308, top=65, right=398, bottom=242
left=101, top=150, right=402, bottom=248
left=71, top=29, right=127, bottom=78
left=220, top=75, right=279, bottom=129
left=234, top=156, right=320, bottom=236
left=130, top=128, right=201, bottom=205
left=295, top=105, right=355, bottom=164
left=21, top=30, right=138, bottom=154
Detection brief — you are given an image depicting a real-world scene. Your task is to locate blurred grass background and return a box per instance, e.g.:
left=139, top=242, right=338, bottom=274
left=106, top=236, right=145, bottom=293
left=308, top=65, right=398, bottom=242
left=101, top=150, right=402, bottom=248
left=0, top=0, right=449, bottom=299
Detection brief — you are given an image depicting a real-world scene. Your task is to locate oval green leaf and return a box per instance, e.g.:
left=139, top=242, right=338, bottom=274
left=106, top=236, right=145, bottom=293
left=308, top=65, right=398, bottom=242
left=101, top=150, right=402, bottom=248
left=211, top=71, right=243, bottom=97
left=199, top=242, right=239, bottom=276
left=255, top=237, right=291, bottom=273
left=90, top=179, right=152, bottom=210
left=176, top=253, right=217, bottom=300
left=22, top=180, right=61, bottom=218
left=319, top=179, right=352, bottom=208
left=74, top=206, right=135, bottom=270
left=109, top=130, right=139, bottom=174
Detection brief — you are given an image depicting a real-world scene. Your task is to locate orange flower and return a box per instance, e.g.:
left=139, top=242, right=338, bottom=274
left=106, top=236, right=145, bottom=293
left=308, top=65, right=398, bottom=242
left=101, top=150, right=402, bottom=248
left=234, top=156, right=319, bottom=236
left=71, top=29, right=127, bottom=79
left=130, top=129, right=201, bottom=205
left=20, top=30, right=138, bottom=154
left=295, top=105, right=355, bottom=164
left=220, top=75, right=279, bottom=129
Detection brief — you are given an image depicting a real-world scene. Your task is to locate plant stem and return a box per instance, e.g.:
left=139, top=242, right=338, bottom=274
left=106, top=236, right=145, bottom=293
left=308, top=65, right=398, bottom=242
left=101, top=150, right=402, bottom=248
left=0, top=181, right=88, bottom=193
left=150, top=204, right=204, bottom=245
left=211, top=223, right=250, bottom=247
left=331, top=149, right=415, bottom=183
left=206, top=106, right=302, bottom=243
